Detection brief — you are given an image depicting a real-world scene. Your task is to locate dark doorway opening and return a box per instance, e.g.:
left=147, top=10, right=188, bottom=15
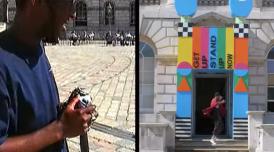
left=195, top=78, right=227, bottom=135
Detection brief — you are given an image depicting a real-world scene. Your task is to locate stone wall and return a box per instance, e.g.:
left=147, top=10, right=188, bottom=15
left=7, top=0, right=15, bottom=23
left=155, top=62, right=177, bottom=112
left=140, top=18, right=178, bottom=113
left=248, top=20, right=274, bottom=111
left=66, top=0, right=135, bottom=33
left=140, top=18, right=178, bottom=151
left=0, top=0, right=3, bottom=22
left=5, top=0, right=135, bottom=35
left=0, top=0, right=7, bottom=22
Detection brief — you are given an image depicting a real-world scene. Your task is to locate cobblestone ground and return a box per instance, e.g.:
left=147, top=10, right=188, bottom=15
left=45, top=44, right=135, bottom=152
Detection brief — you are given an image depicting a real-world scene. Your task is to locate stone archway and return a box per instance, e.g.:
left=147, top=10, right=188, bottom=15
left=192, top=12, right=234, bottom=26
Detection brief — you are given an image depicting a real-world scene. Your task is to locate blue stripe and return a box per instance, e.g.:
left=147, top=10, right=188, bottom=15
left=209, top=28, right=218, bottom=69
left=233, top=93, right=248, bottom=118
left=177, top=69, right=192, bottom=76
left=176, top=92, right=192, bottom=117
left=233, top=70, right=248, bottom=118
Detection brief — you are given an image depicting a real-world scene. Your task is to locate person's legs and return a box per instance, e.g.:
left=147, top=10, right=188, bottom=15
left=214, top=120, right=223, bottom=138
left=215, top=109, right=224, bottom=137
left=212, top=119, right=220, bottom=140
left=211, top=108, right=224, bottom=145
left=210, top=109, right=218, bottom=145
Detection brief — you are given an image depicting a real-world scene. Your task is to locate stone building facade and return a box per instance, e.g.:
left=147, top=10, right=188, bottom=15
left=140, top=0, right=274, bottom=151
left=0, top=0, right=135, bottom=38
left=0, top=0, right=7, bottom=23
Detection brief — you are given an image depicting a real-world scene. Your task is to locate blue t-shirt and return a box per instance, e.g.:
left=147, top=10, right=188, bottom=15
left=0, top=31, right=68, bottom=152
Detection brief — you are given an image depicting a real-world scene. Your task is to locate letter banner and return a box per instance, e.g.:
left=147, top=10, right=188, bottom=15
left=208, top=28, right=218, bottom=69
left=226, top=28, right=234, bottom=69
left=192, top=27, right=201, bottom=69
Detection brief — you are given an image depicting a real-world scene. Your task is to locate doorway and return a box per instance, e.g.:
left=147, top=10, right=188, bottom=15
left=193, top=71, right=232, bottom=138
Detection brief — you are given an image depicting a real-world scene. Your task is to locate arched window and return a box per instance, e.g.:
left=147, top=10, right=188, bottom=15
left=105, top=1, right=115, bottom=25
left=267, top=47, right=274, bottom=112
left=130, top=2, right=135, bottom=26
left=75, top=1, right=87, bottom=26
left=140, top=41, right=155, bottom=113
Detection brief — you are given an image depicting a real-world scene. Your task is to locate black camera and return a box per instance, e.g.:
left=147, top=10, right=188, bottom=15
left=57, top=87, right=98, bottom=120
left=68, top=87, right=92, bottom=109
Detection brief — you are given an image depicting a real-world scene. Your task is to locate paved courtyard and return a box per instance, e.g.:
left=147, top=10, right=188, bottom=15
left=45, top=44, right=135, bottom=152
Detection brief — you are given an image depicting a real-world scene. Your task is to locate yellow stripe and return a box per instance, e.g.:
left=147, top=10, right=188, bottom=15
left=178, top=37, right=192, bottom=67
left=225, top=28, right=234, bottom=69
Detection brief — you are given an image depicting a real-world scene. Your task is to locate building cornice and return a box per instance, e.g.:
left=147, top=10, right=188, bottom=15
left=140, top=6, right=274, bottom=20
left=156, top=55, right=177, bottom=64
left=155, top=55, right=265, bottom=65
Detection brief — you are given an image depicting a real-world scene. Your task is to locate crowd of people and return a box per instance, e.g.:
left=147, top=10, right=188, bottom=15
left=105, top=31, right=135, bottom=46
left=67, top=30, right=135, bottom=46
left=68, top=31, right=95, bottom=45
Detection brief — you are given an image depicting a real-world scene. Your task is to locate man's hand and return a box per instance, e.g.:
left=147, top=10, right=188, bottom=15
left=0, top=97, right=95, bottom=152
left=59, top=96, right=95, bottom=138
left=217, top=99, right=226, bottom=105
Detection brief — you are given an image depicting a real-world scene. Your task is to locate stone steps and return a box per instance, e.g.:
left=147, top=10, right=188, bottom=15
left=175, top=149, right=248, bottom=152
left=175, top=139, right=248, bottom=152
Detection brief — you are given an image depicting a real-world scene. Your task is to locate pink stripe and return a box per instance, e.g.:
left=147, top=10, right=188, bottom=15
left=178, top=62, right=192, bottom=69
left=201, top=28, right=209, bottom=68
left=235, top=63, right=248, bottom=70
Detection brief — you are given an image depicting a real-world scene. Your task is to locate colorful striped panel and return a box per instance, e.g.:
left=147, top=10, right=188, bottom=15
left=233, top=69, right=248, bottom=119
left=234, top=38, right=248, bottom=69
left=208, top=28, right=218, bottom=69
left=233, top=92, right=248, bottom=118
left=201, top=27, right=209, bottom=69
left=177, top=69, right=192, bottom=91
left=226, top=28, right=234, bottom=69
left=192, top=27, right=201, bottom=69
left=176, top=117, right=192, bottom=140
left=233, top=118, right=248, bottom=139
left=176, top=92, right=192, bottom=118
left=178, top=37, right=193, bottom=67
left=218, top=28, right=226, bottom=69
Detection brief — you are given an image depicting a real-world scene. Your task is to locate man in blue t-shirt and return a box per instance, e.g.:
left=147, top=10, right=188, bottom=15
left=0, top=0, right=94, bottom=151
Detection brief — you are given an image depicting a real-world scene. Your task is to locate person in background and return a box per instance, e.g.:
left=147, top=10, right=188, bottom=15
left=210, top=92, right=226, bottom=145
left=203, top=92, right=226, bottom=145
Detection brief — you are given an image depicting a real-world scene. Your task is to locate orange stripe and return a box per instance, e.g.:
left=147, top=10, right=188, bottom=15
left=234, top=38, right=248, bottom=68
left=235, top=77, right=248, bottom=92
left=192, top=27, right=201, bottom=69
left=178, top=77, right=191, bottom=92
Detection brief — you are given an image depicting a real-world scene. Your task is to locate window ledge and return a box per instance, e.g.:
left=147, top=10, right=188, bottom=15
left=257, top=124, right=274, bottom=129
left=156, top=55, right=177, bottom=63
left=247, top=111, right=265, bottom=115
left=140, top=122, right=169, bottom=127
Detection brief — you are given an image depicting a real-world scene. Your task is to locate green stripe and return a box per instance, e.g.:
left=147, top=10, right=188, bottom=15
left=217, top=28, right=226, bottom=69
left=187, top=73, right=192, bottom=88
left=177, top=73, right=182, bottom=87
left=243, top=73, right=249, bottom=87
left=233, top=75, right=239, bottom=89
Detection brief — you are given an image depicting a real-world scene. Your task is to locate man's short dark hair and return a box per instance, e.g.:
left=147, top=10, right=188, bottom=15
left=214, top=92, right=221, bottom=97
